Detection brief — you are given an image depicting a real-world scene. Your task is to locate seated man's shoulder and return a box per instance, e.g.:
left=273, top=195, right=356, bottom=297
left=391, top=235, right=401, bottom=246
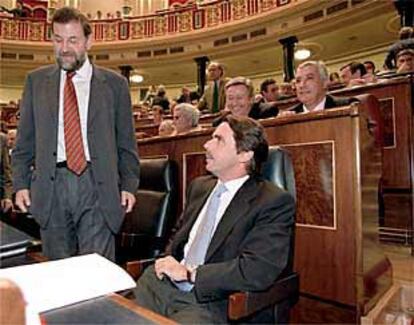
left=190, top=175, right=216, bottom=189
left=260, top=178, right=293, bottom=199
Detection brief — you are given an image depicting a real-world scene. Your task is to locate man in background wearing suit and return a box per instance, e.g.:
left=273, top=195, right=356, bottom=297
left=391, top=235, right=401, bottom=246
left=0, top=132, right=13, bottom=213
left=12, top=7, right=140, bottom=261
left=289, top=60, right=355, bottom=114
left=213, top=77, right=279, bottom=126
left=134, top=115, right=295, bottom=323
left=198, top=62, right=228, bottom=113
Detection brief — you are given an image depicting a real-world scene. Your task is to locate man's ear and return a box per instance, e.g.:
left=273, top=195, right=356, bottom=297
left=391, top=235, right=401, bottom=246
left=323, top=79, right=329, bottom=90
left=238, top=150, right=253, bottom=164
left=86, top=35, right=93, bottom=50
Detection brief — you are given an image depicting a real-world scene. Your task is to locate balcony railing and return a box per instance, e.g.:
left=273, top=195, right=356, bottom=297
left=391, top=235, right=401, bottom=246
left=0, top=0, right=293, bottom=42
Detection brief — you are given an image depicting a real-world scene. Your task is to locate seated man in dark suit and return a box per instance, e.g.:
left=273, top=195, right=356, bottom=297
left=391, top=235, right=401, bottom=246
left=213, top=77, right=278, bottom=126
left=133, top=115, right=295, bottom=323
left=253, top=78, right=280, bottom=114
left=285, top=60, right=355, bottom=115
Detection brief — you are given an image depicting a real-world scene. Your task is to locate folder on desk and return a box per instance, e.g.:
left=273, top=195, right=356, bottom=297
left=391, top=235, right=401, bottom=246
left=0, top=221, right=37, bottom=259
left=0, top=254, right=136, bottom=313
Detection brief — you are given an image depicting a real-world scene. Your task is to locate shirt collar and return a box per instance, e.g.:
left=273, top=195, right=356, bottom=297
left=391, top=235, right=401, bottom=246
left=217, top=175, right=250, bottom=195
left=303, top=96, right=326, bottom=113
left=75, top=56, right=92, bottom=80
left=61, top=56, right=93, bottom=81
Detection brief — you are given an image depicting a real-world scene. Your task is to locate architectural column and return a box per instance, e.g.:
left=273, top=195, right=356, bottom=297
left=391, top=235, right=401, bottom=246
left=279, top=36, right=298, bottom=82
left=394, top=0, right=414, bottom=27
left=194, top=56, right=209, bottom=96
left=119, top=65, right=133, bottom=85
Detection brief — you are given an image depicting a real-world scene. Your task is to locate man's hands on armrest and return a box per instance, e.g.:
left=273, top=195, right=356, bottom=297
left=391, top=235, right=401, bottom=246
left=154, top=256, right=190, bottom=282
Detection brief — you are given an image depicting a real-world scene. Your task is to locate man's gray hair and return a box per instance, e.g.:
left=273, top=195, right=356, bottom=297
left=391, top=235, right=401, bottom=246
left=175, top=103, right=200, bottom=127
left=297, top=60, right=329, bottom=82
left=225, top=77, right=254, bottom=98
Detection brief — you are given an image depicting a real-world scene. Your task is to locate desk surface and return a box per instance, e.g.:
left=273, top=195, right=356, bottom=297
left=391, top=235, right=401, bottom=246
left=0, top=222, right=176, bottom=325
left=43, top=294, right=177, bottom=325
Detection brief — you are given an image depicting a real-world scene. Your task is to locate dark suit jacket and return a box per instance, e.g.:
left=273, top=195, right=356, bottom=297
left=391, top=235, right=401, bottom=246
left=167, top=175, right=295, bottom=317
left=211, top=101, right=278, bottom=127
left=291, top=94, right=356, bottom=114
left=384, top=38, right=414, bottom=69
left=0, top=133, right=12, bottom=200
left=249, top=99, right=279, bottom=119
left=12, top=64, right=140, bottom=232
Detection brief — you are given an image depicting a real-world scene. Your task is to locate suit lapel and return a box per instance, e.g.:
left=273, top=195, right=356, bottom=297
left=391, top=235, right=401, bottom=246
left=45, top=66, right=60, bottom=125
left=181, top=179, right=216, bottom=236
left=324, top=95, right=335, bottom=109
left=205, top=177, right=257, bottom=261
left=87, top=65, right=107, bottom=127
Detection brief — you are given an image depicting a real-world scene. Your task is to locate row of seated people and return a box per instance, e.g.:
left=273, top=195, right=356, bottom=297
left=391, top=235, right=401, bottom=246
left=136, top=56, right=411, bottom=139
left=138, top=31, right=414, bottom=123
left=136, top=44, right=414, bottom=139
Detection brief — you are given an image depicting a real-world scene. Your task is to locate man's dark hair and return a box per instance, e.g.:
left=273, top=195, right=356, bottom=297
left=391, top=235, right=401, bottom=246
left=351, top=62, right=367, bottom=76
left=260, top=78, right=276, bottom=94
left=399, top=26, right=413, bottom=40
left=363, top=60, right=376, bottom=72
left=221, top=115, right=268, bottom=175
left=396, top=48, right=414, bottom=59
left=341, top=62, right=367, bottom=76
left=52, top=7, right=92, bottom=38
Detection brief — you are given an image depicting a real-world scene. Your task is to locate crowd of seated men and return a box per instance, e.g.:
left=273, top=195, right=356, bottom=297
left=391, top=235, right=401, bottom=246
left=130, top=24, right=414, bottom=141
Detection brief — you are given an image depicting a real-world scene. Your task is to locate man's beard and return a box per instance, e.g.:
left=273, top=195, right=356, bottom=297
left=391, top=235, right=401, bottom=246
left=56, top=51, right=86, bottom=71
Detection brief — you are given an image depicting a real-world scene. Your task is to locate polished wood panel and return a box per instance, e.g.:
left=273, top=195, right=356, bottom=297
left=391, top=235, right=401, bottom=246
left=378, top=98, right=396, bottom=148
left=282, top=142, right=334, bottom=228
left=332, top=76, right=413, bottom=190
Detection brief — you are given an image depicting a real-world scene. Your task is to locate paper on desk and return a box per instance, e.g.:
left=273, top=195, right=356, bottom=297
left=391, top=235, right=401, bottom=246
left=0, top=253, right=136, bottom=313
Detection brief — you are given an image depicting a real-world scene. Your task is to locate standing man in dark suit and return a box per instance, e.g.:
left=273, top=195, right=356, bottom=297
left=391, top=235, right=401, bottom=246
left=12, top=7, right=140, bottom=261
left=287, top=61, right=354, bottom=115
left=134, top=115, right=295, bottom=323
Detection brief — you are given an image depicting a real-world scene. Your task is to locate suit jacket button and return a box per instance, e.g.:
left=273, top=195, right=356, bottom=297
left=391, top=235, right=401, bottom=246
left=52, top=152, right=56, bottom=156
left=50, top=176, right=55, bottom=181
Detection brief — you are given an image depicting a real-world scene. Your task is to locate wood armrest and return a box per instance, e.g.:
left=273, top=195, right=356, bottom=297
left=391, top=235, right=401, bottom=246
left=126, top=258, right=156, bottom=280
left=228, top=273, right=299, bottom=320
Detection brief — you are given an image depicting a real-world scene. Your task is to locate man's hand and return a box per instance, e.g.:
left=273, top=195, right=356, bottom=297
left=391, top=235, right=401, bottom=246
left=15, top=189, right=30, bottom=212
left=1, top=198, right=13, bottom=212
left=154, top=256, right=188, bottom=282
left=121, top=191, right=136, bottom=213
left=278, top=110, right=296, bottom=117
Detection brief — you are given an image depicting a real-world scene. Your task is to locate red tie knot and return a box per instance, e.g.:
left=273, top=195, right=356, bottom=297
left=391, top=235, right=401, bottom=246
left=66, top=71, right=76, bottom=80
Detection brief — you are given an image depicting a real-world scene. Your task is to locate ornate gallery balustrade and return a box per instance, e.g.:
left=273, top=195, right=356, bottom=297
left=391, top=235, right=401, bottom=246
left=0, top=0, right=294, bottom=42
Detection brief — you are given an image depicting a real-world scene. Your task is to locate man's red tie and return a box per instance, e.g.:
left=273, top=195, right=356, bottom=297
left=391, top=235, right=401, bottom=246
left=64, top=71, right=87, bottom=175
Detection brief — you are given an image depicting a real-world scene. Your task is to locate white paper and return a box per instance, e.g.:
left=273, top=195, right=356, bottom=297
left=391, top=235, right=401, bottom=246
left=0, top=253, right=136, bottom=313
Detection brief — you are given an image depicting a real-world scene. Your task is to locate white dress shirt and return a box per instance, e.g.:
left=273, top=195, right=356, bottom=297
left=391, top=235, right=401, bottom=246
left=182, top=175, right=250, bottom=263
left=302, top=96, right=327, bottom=113
left=57, top=57, right=92, bottom=163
